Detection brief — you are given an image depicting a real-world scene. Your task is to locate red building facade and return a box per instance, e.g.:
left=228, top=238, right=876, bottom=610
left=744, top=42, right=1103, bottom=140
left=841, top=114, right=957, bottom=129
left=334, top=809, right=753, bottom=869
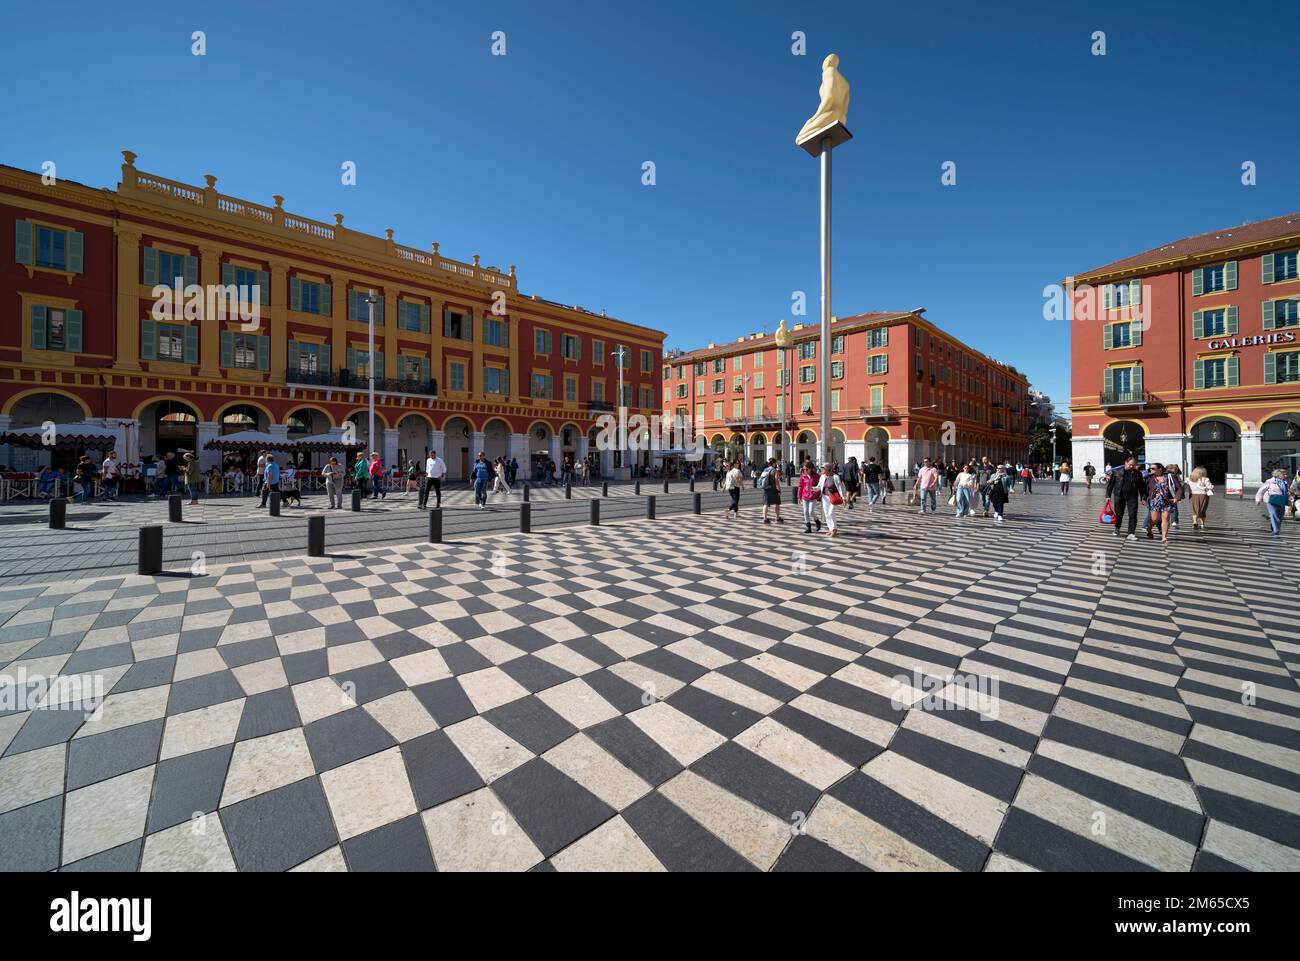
left=663, top=310, right=1031, bottom=474
left=1, top=153, right=663, bottom=479
left=1069, top=211, right=1300, bottom=484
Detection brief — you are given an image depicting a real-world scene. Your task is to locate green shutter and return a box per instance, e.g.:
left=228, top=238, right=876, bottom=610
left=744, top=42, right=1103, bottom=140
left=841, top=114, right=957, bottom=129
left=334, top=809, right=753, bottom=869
left=287, top=340, right=299, bottom=373
left=1192, top=268, right=1204, bottom=297
left=141, top=319, right=157, bottom=360
left=420, top=303, right=430, bottom=333
left=1263, top=301, right=1276, bottom=330
left=1129, top=279, right=1142, bottom=305
left=320, top=283, right=331, bottom=316
left=31, top=305, right=47, bottom=349
left=319, top=343, right=331, bottom=373
left=222, top=261, right=235, bottom=287
left=375, top=351, right=384, bottom=377
left=1130, top=321, right=1142, bottom=347
left=464, top=313, right=473, bottom=341
left=1103, top=324, right=1114, bottom=349
left=1132, top=364, right=1143, bottom=396
left=348, top=289, right=358, bottom=321
left=1226, top=305, right=1238, bottom=335
left=183, top=254, right=198, bottom=287
left=67, top=231, right=84, bottom=274
left=290, top=276, right=301, bottom=311
left=143, top=246, right=159, bottom=285
left=1225, top=260, right=1238, bottom=290
left=1102, top=367, right=1113, bottom=398
left=65, top=309, right=83, bottom=352
left=14, top=220, right=33, bottom=265
left=219, top=330, right=234, bottom=368
left=258, top=270, right=269, bottom=305
left=1193, top=310, right=1204, bottom=339
left=183, top=324, right=198, bottom=364
left=1193, top=359, right=1205, bottom=390
left=376, top=296, right=385, bottom=320
left=1264, top=351, right=1277, bottom=385
left=1263, top=253, right=1275, bottom=285
left=257, top=335, right=270, bottom=371
left=1103, top=284, right=1114, bottom=310
left=1226, top=356, right=1239, bottom=387
left=345, top=347, right=356, bottom=374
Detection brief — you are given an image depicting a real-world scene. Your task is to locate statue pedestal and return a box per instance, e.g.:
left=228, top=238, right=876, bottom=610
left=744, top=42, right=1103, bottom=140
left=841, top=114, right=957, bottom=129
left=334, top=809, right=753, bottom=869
left=797, top=121, right=853, bottom=157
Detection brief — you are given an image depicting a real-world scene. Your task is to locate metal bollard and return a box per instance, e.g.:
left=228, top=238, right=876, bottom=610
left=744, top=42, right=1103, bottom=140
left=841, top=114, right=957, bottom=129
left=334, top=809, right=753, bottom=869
left=663, top=480, right=669, bottom=494
left=712, top=476, right=719, bottom=492
left=429, top=507, right=442, bottom=543
left=269, top=491, right=281, bottom=517
left=523, top=483, right=530, bottom=503
left=689, top=477, right=695, bottom=492
left=168, top=494, right=182, bottom=523
left=602, top=482, right=608, bottom=497
left=49, top=497, right=67, bottom=529
left=138, top=526, right=163, bottom=575
left=590, top=499, right=600, bottom=526
left=565, top=482, right=572, bottom=500
left=307, top=515, right=325, bottom=556
left=646, top=495, right=656, bottom=519
left=520, top=502, right=531, bottom=533
left=791, top=485, right=799, bottom=506
left=693, top=492, right=702, bottom=515
left=635, top=481, right=641, bottom=496
left=351, top=489, right=363, bottom=511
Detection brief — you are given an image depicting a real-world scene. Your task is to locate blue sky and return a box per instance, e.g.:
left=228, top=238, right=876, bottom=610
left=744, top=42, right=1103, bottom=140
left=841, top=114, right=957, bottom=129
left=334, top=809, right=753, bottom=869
left=3, top=0, right=1298, bottom=416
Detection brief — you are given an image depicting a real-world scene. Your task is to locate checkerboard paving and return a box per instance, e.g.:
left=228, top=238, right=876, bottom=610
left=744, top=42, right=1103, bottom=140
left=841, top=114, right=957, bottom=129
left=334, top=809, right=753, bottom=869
left=0, top=490, right=1297, bottom=872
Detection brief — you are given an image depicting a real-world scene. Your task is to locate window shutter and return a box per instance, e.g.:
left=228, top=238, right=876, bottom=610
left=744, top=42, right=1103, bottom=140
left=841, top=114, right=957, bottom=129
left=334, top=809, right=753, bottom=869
left=1264, top=351, right=1277, bottom=385
left=1103, top=324, right=1114, bottom=349
left=421, top=356, right=430, bottom=383
left=1193, top=359, right=1205, bottom=390
left=881, top=328, right=888, bottom=346
left=319, top=343, right=330, bottom=373
left=66, top=309, right=83, bottom=352
left=1130, top=321, right=1142, bottom=347
left=501, top=368, right=509, bottom=396
left=464, top=313, right=473, bottom=341
left=1226, top=356, right=1239, bottom=387
left=222, top=261, right=235, bottom=287
left=320, top=283, right=331, bottom=316
left=183, top=254, right=198, bottom=287
left=67, top=231, right=84, bottom=274
left=257, top=335, right=270, bottom=371
left=347, top=289, right=358, bottom=321
left=1225, top=260, right=1238, bottom=290
left=1132, top=364, right=1143, bottom=396
left=1102, top=367, right=1113, bottom=398
left=31, top=305, right=47, bottom=349
left=258, top=270, right=269, bottom=305
left=141, top=319, right=157, bottom=360
left=143, top=246, right=159, bottom=285
left=1129, top=279, right=1142, bottom=305
left=1226, top=305, right=1238, bottom=335
left=290, top=276, right=301, bottom=312
left=1263, top=253, right=1275, bottom=285
left=346, top=347, right=357, bottom=373
left=420, top=303, right=430, bottom=333
left=1263, top=301, right=1276, bottom=330
left=375, top=351, right=384, bottom=377
left=377, top=296, right=386, bottom=319
left=14, top=220, right=33, bottom=265
left=1103, top=284, right=1114, bottom=310
left=183, top=324, right=198, bottom=364
left=219, top=330, right=234, bottom=368
left=287, top=340, right=299, bottom=373
left=1192, top=310, right=1204, bottom=339
left=1192, top=268, right=1204, bottom=297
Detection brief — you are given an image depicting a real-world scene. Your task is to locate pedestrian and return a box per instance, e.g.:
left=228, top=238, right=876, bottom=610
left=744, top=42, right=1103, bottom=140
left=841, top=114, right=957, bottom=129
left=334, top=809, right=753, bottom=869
left=759, top=457, right=784, bottom=525
left=423, top=450, right=446, bottom=509
left=368, top=452, right=385, bottom=499
left=184, top=452, right=201, bottom=505
left=842, top=456, right=861, bottom=509
left=101, top=451, right=120, bottom=501
left=1256, top=469, right=1289, bottom=536
left=1143, top=463, right=1174, bottom=543
left=405, top=459, right=420, bottom=496
left=580, top=458, right=591, bottom=486
left=322, top=456, right=344, bottom=508
left=353, top=453, right=369, bottom=498
left=724, top=460, right=742, bottom=518
left=163, top=451, right=183, bottom=494
left=954, top=463, right=978, bottom=517
left=73, top=455, right=97, bottom=502
left=815, top=463, right=846, bottom=536
left=1058, top=460, right=1072, bottom=495
left=494, top=457, right=511, bottom=495
left=1187, top=466, right=1213, bottom=530
left=1165, top=464, right=1186, bottom=528
left=797, top=462, right=821, bottom=532
left=1105, top=456, right=1146, bottom=540
left=468, top=451, right=492, bottom=508
left=915, top=457, right=940, bottom=514
left=862, top=456, right=884, bottom=505
left=1083, top=462, right=1096, bottom=491
left=259, top=453, right=281, bottom=508
left=254, top=450, right=267, bottom=499
left=1021, top=464, right=1034, bottom=494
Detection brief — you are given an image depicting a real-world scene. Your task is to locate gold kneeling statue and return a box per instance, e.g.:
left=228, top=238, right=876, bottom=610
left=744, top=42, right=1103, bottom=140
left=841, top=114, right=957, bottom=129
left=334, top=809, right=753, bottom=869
left=796, top=53, right=851, bottom=146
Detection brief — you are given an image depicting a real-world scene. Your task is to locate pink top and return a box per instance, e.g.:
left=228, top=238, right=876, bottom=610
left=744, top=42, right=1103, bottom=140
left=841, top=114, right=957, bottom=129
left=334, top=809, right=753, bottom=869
left=798, top=474, right=819, bottom=501
left=917, top=466, right=940, bottom=490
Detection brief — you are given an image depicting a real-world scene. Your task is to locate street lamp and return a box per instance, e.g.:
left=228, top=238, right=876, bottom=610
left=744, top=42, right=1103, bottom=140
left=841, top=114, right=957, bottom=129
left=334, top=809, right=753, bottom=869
left=364, top=289, right=378, bottom=458
left=612, top=345, right=627, bottom=475
left=796, top=53, right=852, bottom=467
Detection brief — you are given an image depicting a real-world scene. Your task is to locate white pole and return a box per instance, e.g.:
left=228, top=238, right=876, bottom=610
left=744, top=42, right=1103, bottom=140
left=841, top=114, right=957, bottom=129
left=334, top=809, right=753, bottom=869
left=367, top=289, right=376, bottom=457
left=819, top=138, right=832, bottom=467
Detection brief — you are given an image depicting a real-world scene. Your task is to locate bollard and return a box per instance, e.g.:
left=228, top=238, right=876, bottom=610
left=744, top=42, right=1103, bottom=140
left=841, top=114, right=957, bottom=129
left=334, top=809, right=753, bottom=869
left=791, top=485, right=799, bottom=506
left=138, top=526, right=162, bottom=575
left=689, top=477, right=695, bottom=492
left=520, top=502, right=531, bottom=533
left=49, top=497, right=67, bottom=529
left=693, top=492, right=702, bottom=515
left=663, top=480, right=669, bottom=494
left=635, top=481, right=641, bottom=496
left=565, top=482, right=572, bottom=500
left=712, top=476, right=719, bottom=492
left=168, top=494, right=182, bottom=523
left=646, top=495, right=656, bottom=520
left=269, top=491, right=281, bottom=517
left=351, top=489, right=363, bottom=511
left=429, top=507, right=442, bottom=543
left=307, top=515, right=325, bottom=556
left=602, top=482, right=608, bottom=497
left=523, top=483, right=530, bottom=503
left=590, top=499, right=600, bottom=526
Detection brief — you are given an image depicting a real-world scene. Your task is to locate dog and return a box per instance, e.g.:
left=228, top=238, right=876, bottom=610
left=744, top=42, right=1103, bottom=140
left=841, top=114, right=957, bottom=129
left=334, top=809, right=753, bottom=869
left=279, top=488, right=303, bottom=507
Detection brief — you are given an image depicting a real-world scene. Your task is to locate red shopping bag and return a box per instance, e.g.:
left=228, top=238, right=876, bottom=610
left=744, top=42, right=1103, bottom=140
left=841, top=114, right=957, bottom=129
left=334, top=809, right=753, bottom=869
left=1099, top=498, right=1115, bottom=524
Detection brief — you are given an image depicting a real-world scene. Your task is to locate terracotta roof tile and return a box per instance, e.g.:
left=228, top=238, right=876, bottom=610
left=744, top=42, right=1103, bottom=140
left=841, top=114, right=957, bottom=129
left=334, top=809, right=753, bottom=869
left=1078, top=210, right=1300, bottom=279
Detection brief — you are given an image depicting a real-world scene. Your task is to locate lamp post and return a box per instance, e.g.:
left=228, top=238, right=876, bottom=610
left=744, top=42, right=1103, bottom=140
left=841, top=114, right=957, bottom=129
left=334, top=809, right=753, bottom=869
left=612, top=345, right=627, bottom=476
left=774, top=321, right=792, bottom=470
left=741, top=373, right=751, bottom=464
left=364, top=289, right=378, bottom=458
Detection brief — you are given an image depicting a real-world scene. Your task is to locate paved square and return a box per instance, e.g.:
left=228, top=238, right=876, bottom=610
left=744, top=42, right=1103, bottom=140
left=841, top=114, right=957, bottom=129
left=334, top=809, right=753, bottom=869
left=0, top=489, right=1297, bottom=871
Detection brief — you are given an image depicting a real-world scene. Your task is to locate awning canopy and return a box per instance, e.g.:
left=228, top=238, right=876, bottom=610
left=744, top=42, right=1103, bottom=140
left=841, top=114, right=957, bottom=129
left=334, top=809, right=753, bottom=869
left=203, top=430, right=286, bottom=451
left=290, top=433, right=364, bottom=452
left=0, top=424, right=118, bottom=451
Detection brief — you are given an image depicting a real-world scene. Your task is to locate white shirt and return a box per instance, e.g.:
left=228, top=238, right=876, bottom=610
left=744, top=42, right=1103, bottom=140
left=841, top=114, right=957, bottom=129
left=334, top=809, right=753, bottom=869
left=724, top=468, right=742, bottom=490
left=102, top=458, right=118, bottom=478
left=426, top=456, right=447, bottom=479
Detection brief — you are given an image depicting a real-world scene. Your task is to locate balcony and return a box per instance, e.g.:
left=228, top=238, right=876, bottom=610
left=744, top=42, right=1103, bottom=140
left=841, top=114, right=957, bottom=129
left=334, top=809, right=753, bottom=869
left=724, top=409, right=794, bottom=430
left=859, top=405, right=901, bottom=421
left=1099, top=389, right=1154, bottom=409
left=287, top=368, right=437, bottom=397
left=589, top=400, right=614, bottom=413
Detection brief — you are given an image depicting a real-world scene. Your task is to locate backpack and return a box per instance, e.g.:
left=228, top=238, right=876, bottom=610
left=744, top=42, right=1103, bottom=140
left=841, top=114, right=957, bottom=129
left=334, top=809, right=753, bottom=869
left=761, top=467, right=776, bottom=490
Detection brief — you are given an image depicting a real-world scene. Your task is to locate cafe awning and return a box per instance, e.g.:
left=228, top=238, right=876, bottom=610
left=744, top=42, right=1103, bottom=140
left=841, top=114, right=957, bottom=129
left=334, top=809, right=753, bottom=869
left=0, top=424, right=118, bottom=450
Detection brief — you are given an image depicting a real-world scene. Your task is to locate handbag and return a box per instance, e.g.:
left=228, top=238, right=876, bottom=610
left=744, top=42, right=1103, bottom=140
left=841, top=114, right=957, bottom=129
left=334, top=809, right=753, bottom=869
left=1100, top=498, right=1115, bottom=524
left=946, top=494, right=956, bottom=507
left=827, top=491, right=844, bottom=506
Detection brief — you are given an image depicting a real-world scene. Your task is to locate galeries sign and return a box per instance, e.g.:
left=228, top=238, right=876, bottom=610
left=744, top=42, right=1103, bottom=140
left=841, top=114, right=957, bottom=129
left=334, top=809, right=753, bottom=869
left=1207, top=332, right=1297, bottom=349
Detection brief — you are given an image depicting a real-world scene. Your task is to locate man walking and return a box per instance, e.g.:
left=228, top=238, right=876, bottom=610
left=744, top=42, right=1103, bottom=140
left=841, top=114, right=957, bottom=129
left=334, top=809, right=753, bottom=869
left=1083, top=462, right=1096, bottom=491
left=1105, top=456, right=1146, bottom=540
left=101, top=451, right=120, bottom=501
left=259, top=453, right=281, bottom=508
left=863, top=456, right=884, bottom=505
left=916, top=457, right=940, bottom=514
left=468, top=451, right=492, bottom=508
left=322, top=456, right=344, bottom=508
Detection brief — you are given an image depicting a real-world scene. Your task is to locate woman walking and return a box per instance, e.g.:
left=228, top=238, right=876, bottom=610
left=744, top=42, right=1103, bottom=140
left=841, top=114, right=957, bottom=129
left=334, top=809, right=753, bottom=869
left=986, top=465, right=1010, bottom=523
left=1255, top=469, right=1289, bottom=535
left=816, top=463, right=846, bottom=537
left=1144, top=463, right=1173, bottom=542
left=493, top=457, right=511, bottom=495
left=184, top=452, right=202, bottom=505
left=954, top=463, right=977, bottom=517
left=760, top=457, right=784, bottom=525
left=797, top=462, right=820, bottom=533
left=724, top=460, right=743, bottom=518
left=1187, top=466, right=1213, bottom=530
left=1058, top=460, right=1072, bottom=495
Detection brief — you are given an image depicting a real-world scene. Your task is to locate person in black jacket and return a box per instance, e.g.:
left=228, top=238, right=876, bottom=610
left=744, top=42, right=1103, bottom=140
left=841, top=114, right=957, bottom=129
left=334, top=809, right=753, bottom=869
left=1105, top=456, right=1147, bottom=539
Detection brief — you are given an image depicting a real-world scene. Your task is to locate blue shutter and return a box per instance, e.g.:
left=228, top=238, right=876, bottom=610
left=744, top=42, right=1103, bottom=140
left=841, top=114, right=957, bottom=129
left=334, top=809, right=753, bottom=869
left=1226, top=305, right=1238, bottom=335
left=1264, top=352, right=1277, bottom=385
left=257, top=335, right=270, bottom=371
left=1226, top=356, right=1239, bottom=387
left=67, top=231, right=84, bottom=274
left=421, top=303, right=430, bottom=333
left=320, top=283, right=331, bottom=316
left=290, top=276, right=302, bottom=311
left=346, top=347, right=357, bottom=375
left=31, top=305, right=47, bottom=349
left=141, top=319, right=157, bottom=360
left=375, top=351, right=384, bottom=377
left=1225, top=260, right=1238, bottom=290
left=319, top=343, right=331, bottom=373
left=1192, top=268, right=1204, bottom=297
left=258, top=270, right=269, bottom=305
left=1103, top=324, right=1113, bottom=349
left=183, top=254, right=198, bottom=287
left=220, top=330, right=234, bottom=368
left=14, top=220, right=33, bottom=265
left=1193, top=359, right=1204, bottom=390
left=1263, top=301, right=1276, bottom=330
left=1262, top=253, right=1275, bottom=285
left=287, top=340, right=299, bottom=374
left=66, top=309, right=83, bottom=352
left=143, top=246, right=159, bottom=286
left=376, top=295, right=385, bottom=320
left=183, top=324, right=198, bottom=364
